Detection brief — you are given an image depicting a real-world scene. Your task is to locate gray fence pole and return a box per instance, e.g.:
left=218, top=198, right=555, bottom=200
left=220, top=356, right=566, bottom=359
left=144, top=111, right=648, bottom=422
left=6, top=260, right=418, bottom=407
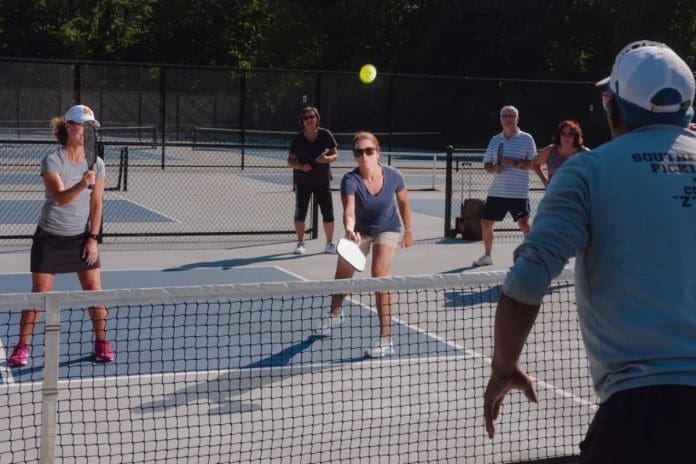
left=444, top=146, right=454, bottom=237
left=239, top=69, right=246, bottom=169
left=159, top=66, right=166, bottom=169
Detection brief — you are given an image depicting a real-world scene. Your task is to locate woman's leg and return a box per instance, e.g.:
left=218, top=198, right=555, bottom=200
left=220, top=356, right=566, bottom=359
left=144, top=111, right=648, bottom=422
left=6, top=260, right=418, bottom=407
left=371, top=244, right=396, bottom=339
left=17, top=272, right=56, bottom=344
left=330, top=256, right=356, bottom=316
left=77, top=268, right=107, bottom=342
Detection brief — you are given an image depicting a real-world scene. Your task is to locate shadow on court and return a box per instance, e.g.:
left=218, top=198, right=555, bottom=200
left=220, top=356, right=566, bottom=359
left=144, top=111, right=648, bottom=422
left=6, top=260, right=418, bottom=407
left=1, top=267, right=464, bottom=385
left=162, top=252, right=311, bottom=271
left=135, top=363, right=330, bottom=415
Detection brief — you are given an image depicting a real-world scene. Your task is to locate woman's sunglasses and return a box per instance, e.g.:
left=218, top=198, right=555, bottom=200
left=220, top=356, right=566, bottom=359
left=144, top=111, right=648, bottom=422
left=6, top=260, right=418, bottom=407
left=353, top=147, right=377, bottom=157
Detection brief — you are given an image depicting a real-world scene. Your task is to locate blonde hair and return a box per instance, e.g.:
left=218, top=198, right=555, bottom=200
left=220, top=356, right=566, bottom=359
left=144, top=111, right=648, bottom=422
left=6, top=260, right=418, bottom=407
left=50, top=116, right=68, bottom=145
left=352, top=131, right=381, bottom=151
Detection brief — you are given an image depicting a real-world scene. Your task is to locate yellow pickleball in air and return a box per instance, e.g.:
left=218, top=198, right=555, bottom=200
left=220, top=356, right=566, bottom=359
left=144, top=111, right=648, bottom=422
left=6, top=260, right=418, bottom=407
left=359, top=64, right=377, bottom=84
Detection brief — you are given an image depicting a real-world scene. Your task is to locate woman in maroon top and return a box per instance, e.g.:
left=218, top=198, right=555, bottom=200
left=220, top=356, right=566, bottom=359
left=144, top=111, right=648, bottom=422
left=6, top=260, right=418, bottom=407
left=287, top=106, right=339, bottom=254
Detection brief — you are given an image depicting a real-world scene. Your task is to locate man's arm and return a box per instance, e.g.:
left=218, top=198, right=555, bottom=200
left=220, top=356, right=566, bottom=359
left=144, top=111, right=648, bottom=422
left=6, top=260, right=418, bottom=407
left=483, top=293, right=540, bottom=439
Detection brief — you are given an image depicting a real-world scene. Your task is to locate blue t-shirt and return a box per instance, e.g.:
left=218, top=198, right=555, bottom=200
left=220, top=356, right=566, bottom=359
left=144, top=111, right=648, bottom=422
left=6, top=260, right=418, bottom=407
left=341, top=165, right=405, bottom=235
left=502, top=124, right=696, bottom=403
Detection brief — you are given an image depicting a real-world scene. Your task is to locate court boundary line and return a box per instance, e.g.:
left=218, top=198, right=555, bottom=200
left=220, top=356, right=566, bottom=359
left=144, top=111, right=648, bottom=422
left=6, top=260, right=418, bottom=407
left=107, top=191, right=182, bottom=224
left=285, top=265, right=597, bottom=410
left=0, top=354, right=474, bottom=392
left=0, top=338, right=14, bottom=385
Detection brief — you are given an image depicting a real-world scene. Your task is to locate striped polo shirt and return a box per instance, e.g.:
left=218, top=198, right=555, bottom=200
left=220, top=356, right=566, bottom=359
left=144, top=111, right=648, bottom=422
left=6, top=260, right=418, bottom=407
left=483, top=129, right=537, bottom=199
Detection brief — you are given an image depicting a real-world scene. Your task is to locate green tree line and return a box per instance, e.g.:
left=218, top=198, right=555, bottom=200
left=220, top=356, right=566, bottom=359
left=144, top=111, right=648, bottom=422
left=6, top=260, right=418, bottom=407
left=1, top=0, right=694, bottom=79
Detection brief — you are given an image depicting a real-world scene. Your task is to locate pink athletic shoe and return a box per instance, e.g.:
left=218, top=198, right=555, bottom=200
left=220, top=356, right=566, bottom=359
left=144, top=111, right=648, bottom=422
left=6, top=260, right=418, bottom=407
left=8, top=342, right=30, bottom=367
left=93, top=340, right=114, bottom=363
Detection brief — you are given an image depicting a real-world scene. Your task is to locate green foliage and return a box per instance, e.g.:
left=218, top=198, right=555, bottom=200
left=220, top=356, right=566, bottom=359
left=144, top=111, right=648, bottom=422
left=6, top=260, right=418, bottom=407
left=0, top=0, right=694, bottom=78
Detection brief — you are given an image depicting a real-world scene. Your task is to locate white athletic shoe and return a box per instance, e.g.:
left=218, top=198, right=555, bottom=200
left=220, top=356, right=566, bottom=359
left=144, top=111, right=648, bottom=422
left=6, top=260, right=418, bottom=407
left=472, top=254, right=493, bottom=266
left=324, top=242, right=337, bottom=254
left=294, top=242, right=306, bottom=254
left=364, top=337, right=395, bottom=358
left=314, top=313, right=343, bottom=336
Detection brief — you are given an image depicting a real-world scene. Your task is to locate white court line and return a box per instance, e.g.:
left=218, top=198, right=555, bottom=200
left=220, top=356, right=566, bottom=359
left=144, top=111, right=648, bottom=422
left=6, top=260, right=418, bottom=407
left=289, top=269, right=598, bottom=411
left=0, top=338, right=15, bottom=385
left=107, top=191, right=182, bottom=223
left=0, top=354, right=472, bottom=391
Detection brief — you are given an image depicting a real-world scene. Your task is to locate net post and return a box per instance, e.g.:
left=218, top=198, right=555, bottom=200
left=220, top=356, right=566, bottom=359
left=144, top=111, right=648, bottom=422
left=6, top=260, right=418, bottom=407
left=444, top=145, right=454, bottom=237
left=39, top=293, right=61, bottom=464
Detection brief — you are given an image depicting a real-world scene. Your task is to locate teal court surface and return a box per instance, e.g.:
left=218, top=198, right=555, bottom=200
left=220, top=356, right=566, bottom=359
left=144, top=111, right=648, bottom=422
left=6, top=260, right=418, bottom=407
left=0, top=267, right=462, bottom=384
left=0, top=255, right=593, bottom=463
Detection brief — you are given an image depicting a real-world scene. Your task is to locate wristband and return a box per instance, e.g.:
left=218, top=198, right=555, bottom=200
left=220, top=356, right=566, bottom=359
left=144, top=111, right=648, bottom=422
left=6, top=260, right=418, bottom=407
left=88, top=233, right=99, bottom=241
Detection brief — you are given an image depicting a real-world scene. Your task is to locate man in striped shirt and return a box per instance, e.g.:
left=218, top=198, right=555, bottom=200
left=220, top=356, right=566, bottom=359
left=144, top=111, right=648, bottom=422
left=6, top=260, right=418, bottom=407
left=473, top=105, right=537, bottom=266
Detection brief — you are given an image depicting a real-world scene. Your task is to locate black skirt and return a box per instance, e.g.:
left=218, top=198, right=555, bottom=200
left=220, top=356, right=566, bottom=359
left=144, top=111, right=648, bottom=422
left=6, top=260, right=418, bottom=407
left=30, top=227, right=101, bottom=274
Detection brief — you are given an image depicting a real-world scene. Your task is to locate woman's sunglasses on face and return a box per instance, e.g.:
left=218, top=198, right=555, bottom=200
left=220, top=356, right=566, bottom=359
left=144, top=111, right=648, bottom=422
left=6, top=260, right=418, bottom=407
left=353, top=147, right=376, bottom=157
left=302, top=114, right=316, bottom=121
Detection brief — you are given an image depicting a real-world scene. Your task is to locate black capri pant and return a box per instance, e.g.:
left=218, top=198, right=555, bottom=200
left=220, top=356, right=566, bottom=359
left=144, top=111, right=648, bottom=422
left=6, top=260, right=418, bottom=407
left=294, top=184, right=334, bottom=223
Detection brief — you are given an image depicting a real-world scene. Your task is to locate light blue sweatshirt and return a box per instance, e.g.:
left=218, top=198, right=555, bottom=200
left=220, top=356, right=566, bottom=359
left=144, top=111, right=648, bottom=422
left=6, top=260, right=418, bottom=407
left=503, top=124, right=696, bottom=403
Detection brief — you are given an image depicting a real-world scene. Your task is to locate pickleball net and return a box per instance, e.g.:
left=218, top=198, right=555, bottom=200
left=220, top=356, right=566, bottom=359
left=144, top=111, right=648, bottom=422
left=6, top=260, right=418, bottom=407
left=0, top=269, right=595, bottom=463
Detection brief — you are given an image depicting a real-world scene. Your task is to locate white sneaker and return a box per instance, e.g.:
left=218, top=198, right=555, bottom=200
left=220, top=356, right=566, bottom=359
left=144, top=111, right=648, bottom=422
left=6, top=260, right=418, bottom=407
left=314, top=313, right=343, bottom=336
left=472, top=254, right=493, bottom=266
left=364, top=337, right=395, bottom=358
left=294, top=242, right=306, bottom=254
left=324, top=242, right=337, bottom=254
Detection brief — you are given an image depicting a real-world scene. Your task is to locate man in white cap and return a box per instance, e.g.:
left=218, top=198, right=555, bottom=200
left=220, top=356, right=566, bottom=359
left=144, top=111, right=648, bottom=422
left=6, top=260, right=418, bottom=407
left=482, top=40, right=696, bottom=462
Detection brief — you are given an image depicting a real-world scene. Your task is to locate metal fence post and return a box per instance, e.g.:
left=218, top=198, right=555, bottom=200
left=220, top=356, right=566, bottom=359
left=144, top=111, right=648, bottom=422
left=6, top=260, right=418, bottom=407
left=39, top=293, right=61, bottom=464
left=73, top=61, right=81, bottom=104
left=239, top=69, right=246, bottom=170
left=159, top=66, right=166, bottom=169
left=444, top=145, right=454, bottom=237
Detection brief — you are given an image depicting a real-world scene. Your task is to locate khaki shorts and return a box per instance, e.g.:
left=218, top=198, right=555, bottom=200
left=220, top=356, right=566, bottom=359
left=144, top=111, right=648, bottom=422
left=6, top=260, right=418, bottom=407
left=358, top=231, right=400, bottom=256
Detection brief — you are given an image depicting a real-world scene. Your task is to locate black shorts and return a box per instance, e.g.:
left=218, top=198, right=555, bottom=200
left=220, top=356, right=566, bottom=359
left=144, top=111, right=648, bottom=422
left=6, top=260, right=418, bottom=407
left=482, top=196, right=530, bottom=222
left=294, top=184, right=334, bottom=223
left=30, top=227, right=101, bottom=274
left=579, top=385, right=696, bottom=463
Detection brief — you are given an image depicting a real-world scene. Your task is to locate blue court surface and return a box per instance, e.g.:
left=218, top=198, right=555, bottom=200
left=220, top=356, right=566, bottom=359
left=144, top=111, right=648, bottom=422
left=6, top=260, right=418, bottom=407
left=1, top=267, right=463, bottom=384
left=0, top=199, right=174, bottom=224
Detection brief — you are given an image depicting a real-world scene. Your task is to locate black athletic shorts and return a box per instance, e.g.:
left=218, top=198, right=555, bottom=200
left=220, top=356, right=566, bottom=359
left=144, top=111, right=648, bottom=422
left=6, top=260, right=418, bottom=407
left=579, top=385, right=696, bottom=463
left=30, top=227, right=100, bottom=274
left=482, top=196, right=530, bottom=222
left=294, top=183, right=334, bottom=223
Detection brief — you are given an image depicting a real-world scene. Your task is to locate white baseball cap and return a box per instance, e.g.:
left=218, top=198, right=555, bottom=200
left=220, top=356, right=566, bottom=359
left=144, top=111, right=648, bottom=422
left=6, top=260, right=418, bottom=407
left=596, top=40, right=694, bottom=114
left=64, top=104, right=100, bottom=127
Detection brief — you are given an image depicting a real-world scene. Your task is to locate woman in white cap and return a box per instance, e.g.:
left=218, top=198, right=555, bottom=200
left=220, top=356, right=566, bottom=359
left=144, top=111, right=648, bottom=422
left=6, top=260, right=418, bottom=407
left=8, top=104, right=114, bottom=367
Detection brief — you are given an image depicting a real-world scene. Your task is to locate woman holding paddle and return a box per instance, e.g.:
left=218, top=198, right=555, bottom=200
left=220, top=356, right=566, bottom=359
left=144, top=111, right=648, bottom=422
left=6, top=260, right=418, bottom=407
left=314, top=131, right=414, bottom=358
left=7, top=104, right=113, bottom=367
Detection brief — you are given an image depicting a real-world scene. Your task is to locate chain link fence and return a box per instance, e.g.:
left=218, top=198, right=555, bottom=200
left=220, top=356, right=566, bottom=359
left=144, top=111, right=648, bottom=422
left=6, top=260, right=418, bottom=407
left=0, top=57, right=608, bottom=147
left=1, top=57, right=609, bottom=245
left=1, top=134, right=452, bottom=246
left=444, top=147, right=547, bottom=243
